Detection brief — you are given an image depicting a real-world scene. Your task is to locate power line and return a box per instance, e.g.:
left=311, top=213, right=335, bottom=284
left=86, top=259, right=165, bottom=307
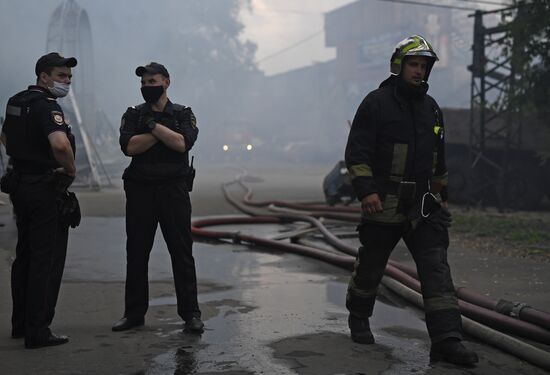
left=374, top=0, right=479, bottom=11
left=256, top=29, right=324, bottom=64
left=455, top=0, right=510, bottom=6
left=253, top=0, right=512, bottom=65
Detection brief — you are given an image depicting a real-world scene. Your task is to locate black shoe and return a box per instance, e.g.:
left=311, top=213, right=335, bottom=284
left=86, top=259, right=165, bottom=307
left=25, top=333, right=69, bottom=349
left=184, top=317, right=204, bottom=333
left=348, top=315, right=374, bottom=344
left=111, top=317, right=145, bottom=332
left=430, top=338, right=479, bottom=366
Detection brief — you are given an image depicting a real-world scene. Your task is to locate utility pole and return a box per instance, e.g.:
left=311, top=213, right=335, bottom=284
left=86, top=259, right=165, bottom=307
left=468, top=3, right=526, bottom=211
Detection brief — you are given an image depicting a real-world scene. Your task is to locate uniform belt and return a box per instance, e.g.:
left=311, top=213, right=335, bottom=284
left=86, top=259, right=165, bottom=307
left=16, top=171, right=55, bottom=183
left=376, top=178, right=430, bottom=200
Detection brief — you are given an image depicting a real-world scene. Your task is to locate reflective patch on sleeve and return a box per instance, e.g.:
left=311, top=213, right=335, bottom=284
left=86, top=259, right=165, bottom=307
left=432, top=171, right=449, bottom=186
left=349, top=164, right=373, bottom=179
left=51, top=111, right=65, bottom=125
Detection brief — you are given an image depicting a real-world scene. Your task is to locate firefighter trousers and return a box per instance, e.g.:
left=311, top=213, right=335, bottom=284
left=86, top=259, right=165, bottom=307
left=346, top=220, right=462, bottom=343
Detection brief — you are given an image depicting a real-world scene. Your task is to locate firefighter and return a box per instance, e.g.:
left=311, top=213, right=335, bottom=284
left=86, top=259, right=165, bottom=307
left=344, top=35, right=478, bottom=366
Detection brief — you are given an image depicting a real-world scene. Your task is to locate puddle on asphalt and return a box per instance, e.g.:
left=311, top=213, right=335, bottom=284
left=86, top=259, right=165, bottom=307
left=144, top=237, right=427, bottom=373
left=61, top=217, right=545, bottom=375
left=62, top=217, right=432, bottom=374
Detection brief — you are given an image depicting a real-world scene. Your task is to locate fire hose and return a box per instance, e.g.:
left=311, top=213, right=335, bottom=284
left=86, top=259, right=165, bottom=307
left=237, top=178, right=550, bottom=332
left=190, top=178, right=550, bottom=370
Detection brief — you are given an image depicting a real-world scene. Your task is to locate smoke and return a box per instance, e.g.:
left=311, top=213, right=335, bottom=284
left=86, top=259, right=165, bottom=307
left=0, top=0, right=478, bottom=171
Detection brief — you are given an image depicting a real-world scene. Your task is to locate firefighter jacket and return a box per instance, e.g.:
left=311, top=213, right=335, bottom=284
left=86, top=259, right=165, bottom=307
left=345, top=76, right=448, bottom=224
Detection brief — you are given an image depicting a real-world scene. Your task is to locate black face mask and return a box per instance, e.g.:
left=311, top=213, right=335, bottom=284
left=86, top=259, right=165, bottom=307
left=141, top=85, right=164, bottom=103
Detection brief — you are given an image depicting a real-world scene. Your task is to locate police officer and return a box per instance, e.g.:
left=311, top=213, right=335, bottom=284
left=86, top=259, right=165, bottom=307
left=113, top=62, right=203, bottom=333
left=1, top=52, right=77, bottom=348
left=344, top=36, right=478, bottom=366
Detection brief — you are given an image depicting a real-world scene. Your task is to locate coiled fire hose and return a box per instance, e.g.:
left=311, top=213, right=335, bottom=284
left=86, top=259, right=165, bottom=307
left=190, top=178, right=550, bottom=370
left=237, top=178, right=550, bottom=333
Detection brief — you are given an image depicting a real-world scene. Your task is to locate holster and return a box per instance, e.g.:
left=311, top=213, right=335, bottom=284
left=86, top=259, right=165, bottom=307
left=0, top=169, right=19, bottom=194
left=53, top=173, right=75, bottom=194
left=185, top=156, right=196, bottom=192
left=57, top=191, right=81, bottom=228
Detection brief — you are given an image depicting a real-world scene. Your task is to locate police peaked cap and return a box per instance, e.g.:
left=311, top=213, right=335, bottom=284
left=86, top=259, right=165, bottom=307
left=35, top=52, right=77, bottom=76
left=135, top=62, right=170, bottom=78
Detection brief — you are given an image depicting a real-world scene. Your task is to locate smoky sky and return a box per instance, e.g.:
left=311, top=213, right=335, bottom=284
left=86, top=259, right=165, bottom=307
left=0, top=0, right=479, bottom=168
left=0, top=0, right=253, bottom=121
left=0, top=0, right=268, bottom=164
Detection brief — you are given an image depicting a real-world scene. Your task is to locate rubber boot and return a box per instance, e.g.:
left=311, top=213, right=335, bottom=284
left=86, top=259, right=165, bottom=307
left=430, top=338, right=479, bottom=366
left=348, top=315, right=374, bottom=344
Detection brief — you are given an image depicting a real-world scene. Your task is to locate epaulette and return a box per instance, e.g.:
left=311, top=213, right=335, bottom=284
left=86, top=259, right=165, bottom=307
left=172, top=104, right=188, bottom=112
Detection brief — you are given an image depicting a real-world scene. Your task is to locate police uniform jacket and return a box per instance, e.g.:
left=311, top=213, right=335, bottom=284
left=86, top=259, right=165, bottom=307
left=345, top=76, right=447, bottom=224
left=119, top=100, right=198, bottom=184
left=2, top=85, right=74, bottom=173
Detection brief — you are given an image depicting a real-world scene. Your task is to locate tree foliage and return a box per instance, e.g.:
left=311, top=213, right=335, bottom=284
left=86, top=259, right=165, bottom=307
left=506, top=0, right=550, bottom=117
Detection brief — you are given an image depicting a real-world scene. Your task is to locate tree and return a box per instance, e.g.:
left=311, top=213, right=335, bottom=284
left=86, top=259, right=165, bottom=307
left=500, top=0, right=550, bottom=160
left=505, top=1, right=550, bottom=118
left=164, top=0, right=258, bottom=105
left=157, top=0, right=260, bottom=155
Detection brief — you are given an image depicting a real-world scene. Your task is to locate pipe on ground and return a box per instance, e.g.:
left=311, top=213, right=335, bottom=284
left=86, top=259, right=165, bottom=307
left=237, top=181, right=550, bottom=333
left=193, top=216, right=550, bottom=346
left=196, top=179, right=550, bottom=369
left=389, top=260, right=550, bottom=331
left=382, top=276, right=550, bottom=371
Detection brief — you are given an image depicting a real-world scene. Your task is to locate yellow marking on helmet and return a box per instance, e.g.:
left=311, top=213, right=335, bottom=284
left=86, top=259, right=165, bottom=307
left=434, top=126, right=441, bottom=135
left=402, top=39, right=421, bottom=54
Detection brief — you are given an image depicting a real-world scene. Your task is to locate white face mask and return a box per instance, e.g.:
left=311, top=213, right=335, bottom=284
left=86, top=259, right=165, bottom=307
left=49, top=81, right=71, bottom=98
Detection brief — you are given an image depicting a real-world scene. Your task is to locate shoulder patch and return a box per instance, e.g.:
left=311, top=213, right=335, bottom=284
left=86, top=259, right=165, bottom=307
left=51, top=111, right=65, bottom=126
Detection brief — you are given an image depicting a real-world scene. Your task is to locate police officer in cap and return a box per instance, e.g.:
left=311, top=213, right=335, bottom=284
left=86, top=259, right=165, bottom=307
left=113, top=62, right=203, bottom=333
left=344, top=36, right=478, bottom=366
left=1, top=52, right=77, bottom=348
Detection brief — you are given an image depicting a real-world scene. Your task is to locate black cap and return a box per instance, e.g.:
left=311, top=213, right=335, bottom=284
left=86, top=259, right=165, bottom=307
left=35, top=52, right=77, bottom=76
left=135, top=62, right=170, bottom=78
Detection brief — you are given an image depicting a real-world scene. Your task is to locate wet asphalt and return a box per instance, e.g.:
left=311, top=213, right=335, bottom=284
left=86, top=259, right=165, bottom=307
left=0, top=165, right=549, bottom=374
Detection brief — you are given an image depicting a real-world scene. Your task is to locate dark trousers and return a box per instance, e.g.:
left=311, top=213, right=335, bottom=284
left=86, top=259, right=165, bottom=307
left=347, top=220, right=462, bottom=343
left=10, top=180, right=69, bottom=343
left=123, top=181, right=200, bottom=321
